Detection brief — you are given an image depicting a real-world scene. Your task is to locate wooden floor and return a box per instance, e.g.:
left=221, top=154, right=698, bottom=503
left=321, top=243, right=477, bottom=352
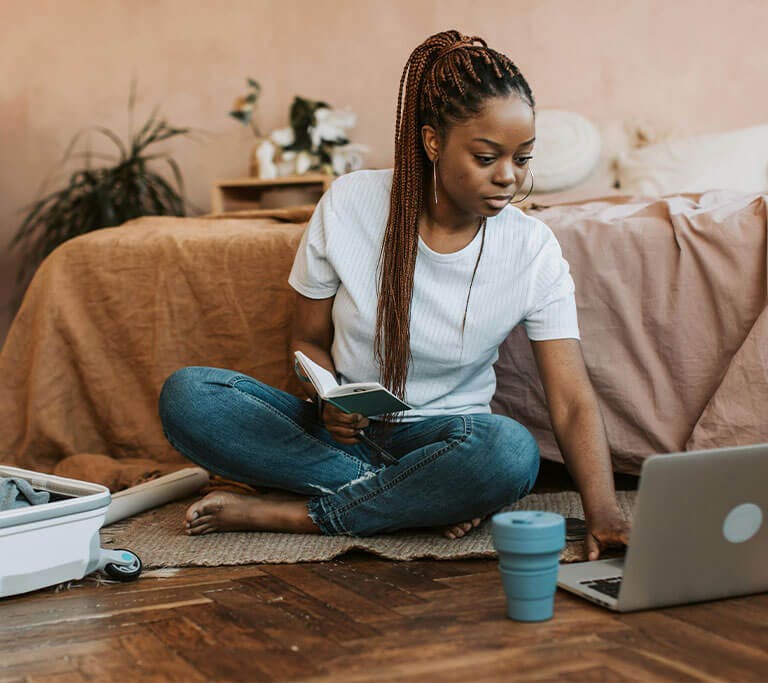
left=2, top=556, right=768, bottom=682
left=2, top=464, right=767, bottom=682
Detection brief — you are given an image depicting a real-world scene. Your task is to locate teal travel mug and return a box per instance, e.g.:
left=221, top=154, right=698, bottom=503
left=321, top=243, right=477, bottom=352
left=491, top=511, right=566, bottom=622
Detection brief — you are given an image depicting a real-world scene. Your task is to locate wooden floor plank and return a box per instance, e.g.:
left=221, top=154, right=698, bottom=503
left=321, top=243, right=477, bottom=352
left=0, top=637, right=123, bottom=680
left=593, top=645, right=712, bottom=683
left=0, top=617, right=157, bottom=656
left=260, top=563, right=404, bottom=624
left=605, top=610, right=768, bottom=681
left=325, top=553, right=473, bottom=594
left=0, top=582, right=221, bottom=631
left=148, top=613, right=277, bottom=683
left=390, top=573, right=516, bottom=618
left=663, top=594, right=768, bottom=652
left=306, top=558, right=427, bottom=608
left=26, top=673, right=90, bottom=683
left=342, top=606, right=628, bottom=655
left=234, top=574, right=383, bottom=642
left=198, top=588, right=347, bottom=679
left=521, top=663, right=637, bottom=683
left=120, top=630, right=210, bottom=682
left=79, top=648, right=173, bottom=683
left=299, top=635, right=619, bottom=683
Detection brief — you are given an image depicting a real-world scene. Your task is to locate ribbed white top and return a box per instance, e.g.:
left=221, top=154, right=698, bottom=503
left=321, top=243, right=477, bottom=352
left=289, top=169, right=579, bottom=420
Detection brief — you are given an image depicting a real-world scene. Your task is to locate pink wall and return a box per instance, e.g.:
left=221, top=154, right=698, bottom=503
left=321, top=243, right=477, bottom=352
left=2, top=0, right=768, bottom=345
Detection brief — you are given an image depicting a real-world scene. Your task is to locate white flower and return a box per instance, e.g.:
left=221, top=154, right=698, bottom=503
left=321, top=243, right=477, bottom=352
left=309, top=107, right=357, bottom=150
left=317, top=107, right=356, bottom=130
left=270, top=127, right=295, bottom=147
left=313, top=107, right=332, bottom=122
left=331, top=143, right=369, bottom=175
left=310, top=122, right=344, bottom=149
left=296, top=150, right=313, bottom=175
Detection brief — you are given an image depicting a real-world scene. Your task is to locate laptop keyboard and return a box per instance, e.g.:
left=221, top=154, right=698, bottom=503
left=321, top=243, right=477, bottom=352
left=580, top=576, right=622, bottom=599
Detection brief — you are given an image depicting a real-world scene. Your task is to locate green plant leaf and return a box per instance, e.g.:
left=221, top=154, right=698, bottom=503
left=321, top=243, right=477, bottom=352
left=94, top=126, right=128, bottom=160
left=148, top=172, right=186, bottom=216
left=11, top=91, right=191, bottom=308
left=164, top=156, right=186, bottom=200
left=283, top=96, right=332, bottom=152
left=229, top=110, right=251, bottom=124
left=131, top=104, right=161, bottom=153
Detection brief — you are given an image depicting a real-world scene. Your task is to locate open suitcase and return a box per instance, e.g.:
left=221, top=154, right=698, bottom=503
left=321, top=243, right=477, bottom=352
left=0, top=465, right=142, bottom=599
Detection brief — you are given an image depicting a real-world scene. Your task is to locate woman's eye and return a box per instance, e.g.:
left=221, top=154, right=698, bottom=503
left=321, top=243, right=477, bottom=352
left=475, top=155, right=533, bottom=166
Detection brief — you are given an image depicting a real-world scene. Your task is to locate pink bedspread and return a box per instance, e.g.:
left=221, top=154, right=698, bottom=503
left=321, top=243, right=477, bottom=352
left=492, top=191, right=768, bottom=473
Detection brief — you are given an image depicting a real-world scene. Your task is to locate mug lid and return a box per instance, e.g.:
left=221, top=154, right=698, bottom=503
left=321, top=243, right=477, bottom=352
left=493, top=510, right=564, bottom=529
left=491, top=511, right=565, bottom=552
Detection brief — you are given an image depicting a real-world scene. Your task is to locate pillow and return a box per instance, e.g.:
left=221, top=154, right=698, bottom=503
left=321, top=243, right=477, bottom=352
left=528, top=120, right=628, bottom=204
left=529, top=110, right=601, bottom=192
left=616, top=124, right=768, bottom=196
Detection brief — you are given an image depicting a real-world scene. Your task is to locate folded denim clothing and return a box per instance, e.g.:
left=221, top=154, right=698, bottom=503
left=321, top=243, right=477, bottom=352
left=0, top=477, right=51, bottom=511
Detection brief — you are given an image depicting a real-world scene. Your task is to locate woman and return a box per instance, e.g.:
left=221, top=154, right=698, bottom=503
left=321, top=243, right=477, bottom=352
left=159, top=30, right=630, bottom=560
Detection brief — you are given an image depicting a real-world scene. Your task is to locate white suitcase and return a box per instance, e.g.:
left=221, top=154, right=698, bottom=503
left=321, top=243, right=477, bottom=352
left=0, top=465, right=141, bottom=598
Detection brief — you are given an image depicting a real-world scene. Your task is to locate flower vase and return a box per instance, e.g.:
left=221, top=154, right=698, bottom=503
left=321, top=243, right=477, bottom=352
left=248, top=140, right=260, bottom=177
left=249, top=138, right=278, bottom=179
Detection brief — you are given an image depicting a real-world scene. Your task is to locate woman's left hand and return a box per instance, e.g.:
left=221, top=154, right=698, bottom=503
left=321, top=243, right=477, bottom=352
left=584, top=507, right=631, bottom=561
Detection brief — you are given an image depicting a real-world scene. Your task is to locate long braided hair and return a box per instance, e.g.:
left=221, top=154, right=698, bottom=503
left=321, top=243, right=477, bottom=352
left=374, top=30, right=536, bottom=406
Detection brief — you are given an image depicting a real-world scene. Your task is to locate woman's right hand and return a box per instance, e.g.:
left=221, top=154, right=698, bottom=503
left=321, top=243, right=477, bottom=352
left=321, top=401, right=370, bottom=445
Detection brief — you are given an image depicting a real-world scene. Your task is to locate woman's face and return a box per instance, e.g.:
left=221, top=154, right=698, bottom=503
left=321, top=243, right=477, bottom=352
left=425, top=94, right=536, bottom=219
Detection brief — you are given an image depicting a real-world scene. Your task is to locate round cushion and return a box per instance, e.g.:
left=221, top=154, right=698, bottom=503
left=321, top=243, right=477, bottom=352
left=530, top=110, right=602, bottom=192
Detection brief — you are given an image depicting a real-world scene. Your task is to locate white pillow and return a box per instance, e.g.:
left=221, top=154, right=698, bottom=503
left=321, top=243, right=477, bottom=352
left=530, top=110, right=601, bottom=192
left=616, top=124, right=768, bottom=196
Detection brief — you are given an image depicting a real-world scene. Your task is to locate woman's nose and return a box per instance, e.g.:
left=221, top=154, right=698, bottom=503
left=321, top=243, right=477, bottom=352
left=493, top=160, right=519, bottom=188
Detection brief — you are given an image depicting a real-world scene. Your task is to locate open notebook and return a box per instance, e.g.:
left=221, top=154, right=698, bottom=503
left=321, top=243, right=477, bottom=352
left=294, top=351, right=411, bottom=417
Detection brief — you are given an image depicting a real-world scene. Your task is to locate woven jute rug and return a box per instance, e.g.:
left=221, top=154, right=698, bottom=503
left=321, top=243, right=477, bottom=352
left=100, top=490, right=636, bottom=568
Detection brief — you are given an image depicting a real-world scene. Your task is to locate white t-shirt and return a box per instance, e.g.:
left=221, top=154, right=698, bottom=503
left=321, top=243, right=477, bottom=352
left=288, top=169, right=580, bottom=420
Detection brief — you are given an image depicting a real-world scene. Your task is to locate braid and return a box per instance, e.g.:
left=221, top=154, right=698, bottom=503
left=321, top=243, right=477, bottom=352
left=375, top=30, right=535, bottom=416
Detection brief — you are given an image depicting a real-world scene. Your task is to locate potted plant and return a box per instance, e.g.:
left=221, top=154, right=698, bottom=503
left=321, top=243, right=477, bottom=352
left=10, top=85, right=195, bottom=304
left=228, top=80, right=369, bottom=179
left=270, top=96, right=368, bottom=177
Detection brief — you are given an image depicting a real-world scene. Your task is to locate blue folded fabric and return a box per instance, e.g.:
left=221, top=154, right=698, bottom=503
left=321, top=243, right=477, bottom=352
left=0, top=477, right=51, bottom=511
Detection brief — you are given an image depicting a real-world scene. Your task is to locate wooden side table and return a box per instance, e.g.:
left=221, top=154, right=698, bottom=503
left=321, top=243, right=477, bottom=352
left=210, top=174, right=334, bottom=214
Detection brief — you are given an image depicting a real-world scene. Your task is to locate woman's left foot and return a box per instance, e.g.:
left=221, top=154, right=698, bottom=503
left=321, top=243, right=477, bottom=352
left=442, top=516, right=484, bottom=539
left=184, top=490, right=319, bottom=535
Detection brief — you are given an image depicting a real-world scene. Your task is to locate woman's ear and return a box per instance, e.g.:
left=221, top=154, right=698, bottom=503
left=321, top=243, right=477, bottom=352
left=420, top=125, right=440, bottom=162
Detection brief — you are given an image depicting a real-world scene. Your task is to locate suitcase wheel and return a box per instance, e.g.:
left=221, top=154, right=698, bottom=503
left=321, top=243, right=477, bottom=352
left=103, top=549, right=142, bottom=582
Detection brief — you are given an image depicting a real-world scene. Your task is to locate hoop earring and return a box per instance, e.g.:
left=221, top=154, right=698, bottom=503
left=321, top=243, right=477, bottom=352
left=433, top=157, right=439, bottom=205
left=509, top=167, right=534, bottom=204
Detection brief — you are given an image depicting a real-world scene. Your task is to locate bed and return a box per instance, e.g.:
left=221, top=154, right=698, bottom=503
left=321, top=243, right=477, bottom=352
left=0, top=118, right=766, bottom=482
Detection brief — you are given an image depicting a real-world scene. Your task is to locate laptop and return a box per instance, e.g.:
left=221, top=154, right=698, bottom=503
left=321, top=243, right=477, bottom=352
left=557, top=443, right=768, bottom=612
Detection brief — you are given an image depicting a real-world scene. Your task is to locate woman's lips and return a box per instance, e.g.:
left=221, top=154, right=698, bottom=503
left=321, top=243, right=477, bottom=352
left=485, top=196, right=512, bottom=209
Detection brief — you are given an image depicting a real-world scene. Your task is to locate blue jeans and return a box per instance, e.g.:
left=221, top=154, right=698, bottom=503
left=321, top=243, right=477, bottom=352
left=158, top=366, right=540, bottom=536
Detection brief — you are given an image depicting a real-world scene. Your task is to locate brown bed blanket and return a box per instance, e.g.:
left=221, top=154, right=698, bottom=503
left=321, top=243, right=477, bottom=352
left=1, top=191, right=766, bottom=480
left=0, top=215, right=308, bottom=477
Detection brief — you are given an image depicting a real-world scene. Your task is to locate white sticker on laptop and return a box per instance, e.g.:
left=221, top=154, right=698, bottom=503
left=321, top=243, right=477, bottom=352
left=722, top=503, right=763, bottom=543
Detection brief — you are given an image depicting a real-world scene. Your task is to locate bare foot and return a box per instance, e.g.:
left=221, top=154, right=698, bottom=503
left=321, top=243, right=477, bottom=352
left=184, top=490, right=320, bottom=536
left=442, top=517, right=485, bottom=540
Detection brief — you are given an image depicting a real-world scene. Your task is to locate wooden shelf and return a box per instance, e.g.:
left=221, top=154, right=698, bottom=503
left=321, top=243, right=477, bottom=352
left=211, top=174, right=333, bottom=214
